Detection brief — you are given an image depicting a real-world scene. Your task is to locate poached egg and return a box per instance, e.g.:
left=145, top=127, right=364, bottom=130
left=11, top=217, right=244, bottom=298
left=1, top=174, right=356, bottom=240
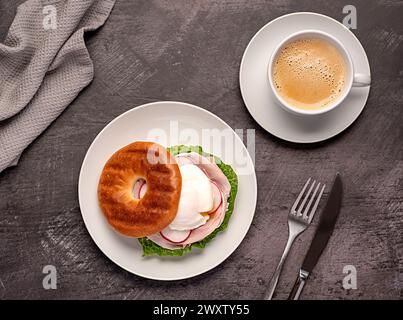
left=168, top=164, right=214, bottom=231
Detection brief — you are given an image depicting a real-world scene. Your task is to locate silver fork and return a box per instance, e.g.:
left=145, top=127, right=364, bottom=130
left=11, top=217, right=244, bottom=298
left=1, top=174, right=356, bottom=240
left=264, top=178, right=326, bottom=300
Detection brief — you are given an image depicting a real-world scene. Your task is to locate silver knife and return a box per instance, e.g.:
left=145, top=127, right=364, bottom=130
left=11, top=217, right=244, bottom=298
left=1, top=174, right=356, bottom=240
left=288, top=173, right=343, bottom=300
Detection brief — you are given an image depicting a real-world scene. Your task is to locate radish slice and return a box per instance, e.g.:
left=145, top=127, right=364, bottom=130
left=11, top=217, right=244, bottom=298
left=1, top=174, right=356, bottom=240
left=209, top=181, right=223, bottom=213
left=132, top=179, right=145, bottom=199
left=160, top=227, right=191, bottom=244
left=139, top=182, right=147, bottom=198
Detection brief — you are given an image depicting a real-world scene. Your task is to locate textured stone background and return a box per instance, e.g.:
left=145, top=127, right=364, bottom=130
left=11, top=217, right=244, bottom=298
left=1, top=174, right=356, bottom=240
left=0, top=0, right=402, bottom=299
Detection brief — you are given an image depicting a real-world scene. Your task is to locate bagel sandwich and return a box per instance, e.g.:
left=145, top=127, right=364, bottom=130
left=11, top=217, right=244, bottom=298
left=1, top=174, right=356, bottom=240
left=98, top=143, right=238, bottom=257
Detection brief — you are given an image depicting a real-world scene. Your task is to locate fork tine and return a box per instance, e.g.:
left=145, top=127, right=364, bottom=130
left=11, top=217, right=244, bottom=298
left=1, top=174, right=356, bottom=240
left=302, top=182, right=321, bottom=220
left=297, top=180, right=316, bottom=216
left=308, top=184, right=326, bottom=223
left=291, top=178, right=311, bottom=212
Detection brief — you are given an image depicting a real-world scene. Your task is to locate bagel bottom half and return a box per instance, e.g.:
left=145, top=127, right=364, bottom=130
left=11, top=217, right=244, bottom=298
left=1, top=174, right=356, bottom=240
left=98, top=142, right=182, bottom=238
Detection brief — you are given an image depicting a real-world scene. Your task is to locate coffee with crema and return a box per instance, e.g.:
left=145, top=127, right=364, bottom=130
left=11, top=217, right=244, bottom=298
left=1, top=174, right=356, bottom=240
left=272, top=38, right=346, bottom=110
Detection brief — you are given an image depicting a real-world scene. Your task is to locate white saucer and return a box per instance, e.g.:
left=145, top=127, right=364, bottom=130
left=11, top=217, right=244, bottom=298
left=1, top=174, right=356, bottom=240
left=240, top=12, right=371, bottom=143
left=78, top=101, right=257, bottom=280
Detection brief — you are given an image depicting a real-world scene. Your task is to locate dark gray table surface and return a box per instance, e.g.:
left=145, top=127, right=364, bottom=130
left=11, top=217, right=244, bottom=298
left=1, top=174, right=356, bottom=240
left=0, top=0, right=402, bottom=300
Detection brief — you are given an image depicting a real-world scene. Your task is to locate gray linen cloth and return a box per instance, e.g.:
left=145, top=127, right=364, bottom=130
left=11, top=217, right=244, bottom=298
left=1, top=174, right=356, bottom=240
left=0, top=0, right=115, bottom=173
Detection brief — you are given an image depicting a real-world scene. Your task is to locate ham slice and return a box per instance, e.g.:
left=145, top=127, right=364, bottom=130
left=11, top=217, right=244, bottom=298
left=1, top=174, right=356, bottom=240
left=147, top=232, right=182, bottom=250
left=174, top=154, right=194, bottom=166
left=146, top=152, right=232, bottom=250
left=181, top=152, right=231, bottom=199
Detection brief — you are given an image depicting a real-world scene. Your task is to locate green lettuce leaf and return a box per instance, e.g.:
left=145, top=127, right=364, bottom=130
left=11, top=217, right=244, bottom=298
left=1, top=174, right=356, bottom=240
left=138, top=145, right=238, bottom=256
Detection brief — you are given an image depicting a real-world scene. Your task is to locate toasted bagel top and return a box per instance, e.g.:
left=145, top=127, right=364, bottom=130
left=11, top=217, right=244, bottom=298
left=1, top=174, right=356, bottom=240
left=98, top=142, right=182, bottom=238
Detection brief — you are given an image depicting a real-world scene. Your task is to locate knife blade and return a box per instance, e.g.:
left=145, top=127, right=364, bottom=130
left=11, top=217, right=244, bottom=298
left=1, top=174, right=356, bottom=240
left=288, top=172, right=343, bottom=300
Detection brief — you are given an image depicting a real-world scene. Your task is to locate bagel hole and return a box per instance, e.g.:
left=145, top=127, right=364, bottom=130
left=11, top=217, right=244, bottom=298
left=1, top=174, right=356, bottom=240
left=132, top=178, right=147, bottom=199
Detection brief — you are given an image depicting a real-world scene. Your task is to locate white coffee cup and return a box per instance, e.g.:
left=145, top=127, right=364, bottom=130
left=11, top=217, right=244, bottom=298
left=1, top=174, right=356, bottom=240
left=268, top=30, right=371, bottom=116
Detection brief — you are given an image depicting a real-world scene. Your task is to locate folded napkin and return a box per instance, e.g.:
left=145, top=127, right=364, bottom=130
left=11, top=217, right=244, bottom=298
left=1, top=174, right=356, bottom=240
left=0, top=0, right=115, bottom=173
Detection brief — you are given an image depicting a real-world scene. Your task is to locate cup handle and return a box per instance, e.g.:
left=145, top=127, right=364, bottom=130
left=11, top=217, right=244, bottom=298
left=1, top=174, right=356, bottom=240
left=352, top=73, right=371, bottom=87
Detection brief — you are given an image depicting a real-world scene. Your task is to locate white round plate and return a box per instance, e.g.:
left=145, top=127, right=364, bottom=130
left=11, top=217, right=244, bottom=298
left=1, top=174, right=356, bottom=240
left=240, top=12, right=371, bottom=143
left=78, top=101, right=257, bottom=280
